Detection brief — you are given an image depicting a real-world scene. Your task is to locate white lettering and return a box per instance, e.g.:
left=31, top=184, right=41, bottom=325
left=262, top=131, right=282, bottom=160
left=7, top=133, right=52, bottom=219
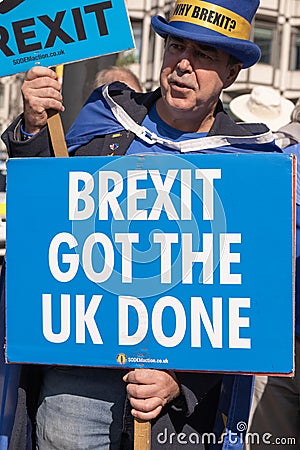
left=49, top=232, right=79, bottom=282
left=76, top=294, right=103, bottom=344
left=99, top=171, right=124, bottom=220
left=69, top=171, right=95, bottom=220
left=229, top=297, right=251, bottom=348
left=42, top=293, right=70, bottom=343
left=119, top=296, right=148, bottom=345
left=181, top=169, right=192, bottom=220
left=148, top=170, right=179, bottom=220
left=42, top=294, right=251, bottom=348
left=127, top=170, right=147, bottom=220
left=191, top=297, right=223, bottom=348
left=220, top=233, right=242, bottom=284
left=82, top=233, right=114, bottom=282
left=42, top=294, right=103, bottom=344
left=195, top=168, right=221, bottom=220
left=114, top=233, right=139, bottom=283
left=152, top=296, right=186, bottom=347
left=68, top=168, right=224, bottom=222
left=182, top=233, right=213, bottom=284
left=153, top=233, right=178, bottom=283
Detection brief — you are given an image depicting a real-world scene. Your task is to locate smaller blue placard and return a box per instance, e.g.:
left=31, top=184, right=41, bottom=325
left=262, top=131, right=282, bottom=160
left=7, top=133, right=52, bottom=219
left=0, top=0, right=134, bottom=77
left=5, top=153, right=295, bottom=374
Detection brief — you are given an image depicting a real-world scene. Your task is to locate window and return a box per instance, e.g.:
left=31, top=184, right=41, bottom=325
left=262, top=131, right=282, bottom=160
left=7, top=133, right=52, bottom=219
left=131, top=20, right=142, bottom=63
left=254, top=27, right=273, bottom=64
left=116, top=19, right=142, bottom=66
left=254, top=21, right=280, bottom=67
left=147, top=28, right=155, bottom=64
left=290, top=28, right=300, bottom=70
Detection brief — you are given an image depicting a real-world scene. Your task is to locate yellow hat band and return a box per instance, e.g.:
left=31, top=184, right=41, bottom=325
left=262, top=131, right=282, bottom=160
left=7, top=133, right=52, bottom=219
left=170, top=0, right=251, bottom=40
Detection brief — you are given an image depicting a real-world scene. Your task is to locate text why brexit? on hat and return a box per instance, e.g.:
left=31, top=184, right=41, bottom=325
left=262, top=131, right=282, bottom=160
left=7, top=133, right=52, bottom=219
left=174, top=3, right=237, bottom=32
left=170, top=0, right=253, bottom=41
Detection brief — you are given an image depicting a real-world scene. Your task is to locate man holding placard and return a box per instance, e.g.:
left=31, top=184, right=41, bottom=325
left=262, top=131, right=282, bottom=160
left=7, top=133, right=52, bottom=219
left=2, top=1, right=286, bottom=449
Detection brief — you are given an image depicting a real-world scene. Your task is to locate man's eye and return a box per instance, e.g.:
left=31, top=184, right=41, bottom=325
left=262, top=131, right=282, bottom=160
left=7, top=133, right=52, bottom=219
left=195, top=51, right=212, bottom=60
left=170, top=43, right=182, bottom=50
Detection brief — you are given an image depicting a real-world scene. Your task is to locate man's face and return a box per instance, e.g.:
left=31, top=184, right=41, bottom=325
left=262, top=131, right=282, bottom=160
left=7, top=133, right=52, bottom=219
left=159, top=36, right=240, bottom=117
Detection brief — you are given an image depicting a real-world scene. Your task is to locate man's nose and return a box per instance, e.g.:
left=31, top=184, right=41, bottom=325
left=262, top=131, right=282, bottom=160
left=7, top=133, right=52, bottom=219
left=177, top=57, right=193, bottom=74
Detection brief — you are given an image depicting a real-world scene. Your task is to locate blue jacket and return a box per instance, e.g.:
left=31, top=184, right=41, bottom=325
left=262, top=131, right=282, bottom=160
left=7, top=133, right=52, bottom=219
left=0, top=83, right=283, bottom=449
left=282, top=142, right=300, bottom=337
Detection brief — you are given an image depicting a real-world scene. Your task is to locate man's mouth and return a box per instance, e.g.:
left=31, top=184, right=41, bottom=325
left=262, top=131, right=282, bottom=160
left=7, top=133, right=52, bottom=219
left=169, top=79, right=192, bottom=90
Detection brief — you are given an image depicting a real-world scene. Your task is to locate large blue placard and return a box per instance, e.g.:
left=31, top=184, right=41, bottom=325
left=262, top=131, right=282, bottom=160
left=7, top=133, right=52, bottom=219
left=6, top=154, right=295, bottom=373
left=0, top=0, right=134, bottom=77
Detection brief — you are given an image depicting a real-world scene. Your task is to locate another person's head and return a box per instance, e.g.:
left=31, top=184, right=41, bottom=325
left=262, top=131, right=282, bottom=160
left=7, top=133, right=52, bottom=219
left=151, top=0, right=261, bottom=130
left=94, top=66, right=142, bottom=92
left=276, top=97, right=300, bottom=148
left=291, top=98, right=300, bottom=124
left=228, top=86, right=295, bottom=131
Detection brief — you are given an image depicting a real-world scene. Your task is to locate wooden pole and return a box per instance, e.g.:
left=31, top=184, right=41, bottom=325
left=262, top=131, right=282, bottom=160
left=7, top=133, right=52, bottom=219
left=134, top=418, right=151, bottom=450
left=133, top=368, right=151, bottom=449
left=47, top=65, right=68, bottom=158
left=47, top=110, right=68, bottom=157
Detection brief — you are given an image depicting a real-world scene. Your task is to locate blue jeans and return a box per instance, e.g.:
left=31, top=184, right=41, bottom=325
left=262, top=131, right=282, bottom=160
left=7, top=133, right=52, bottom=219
left=36, top=366, right=129, bottom=450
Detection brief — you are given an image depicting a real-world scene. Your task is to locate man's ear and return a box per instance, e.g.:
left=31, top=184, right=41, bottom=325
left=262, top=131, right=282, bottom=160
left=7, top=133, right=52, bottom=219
left=224, top=63, right=243, bottom=89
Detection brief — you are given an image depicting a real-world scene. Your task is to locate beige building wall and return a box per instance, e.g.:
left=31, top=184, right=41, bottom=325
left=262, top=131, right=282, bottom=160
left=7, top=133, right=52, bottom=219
left=230, top=0, right=300, bottom=101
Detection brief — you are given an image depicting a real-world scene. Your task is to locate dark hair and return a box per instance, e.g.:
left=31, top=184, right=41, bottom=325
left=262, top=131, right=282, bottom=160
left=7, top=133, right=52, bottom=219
left=228, top=54, right=242, bottom=67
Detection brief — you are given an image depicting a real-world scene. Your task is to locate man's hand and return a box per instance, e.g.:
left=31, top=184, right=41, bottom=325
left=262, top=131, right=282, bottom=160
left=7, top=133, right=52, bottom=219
left=123, top=369, right=180, bottom=421
left=21, top=66, right=64, bottom=135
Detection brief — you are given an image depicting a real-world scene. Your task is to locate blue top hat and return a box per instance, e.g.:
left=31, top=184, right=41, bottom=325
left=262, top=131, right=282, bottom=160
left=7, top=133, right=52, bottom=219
left=151, top=0, right=261, bottom=68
